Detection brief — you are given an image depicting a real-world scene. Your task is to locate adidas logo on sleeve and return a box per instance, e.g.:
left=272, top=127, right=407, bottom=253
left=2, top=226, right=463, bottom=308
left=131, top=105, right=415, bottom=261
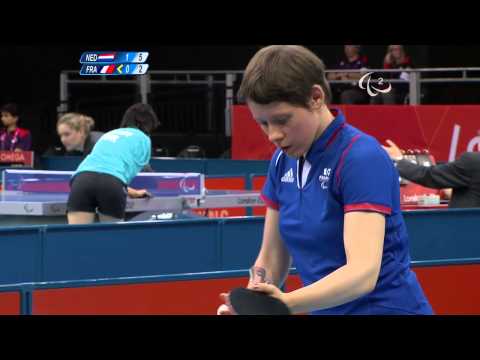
left=281, top=168, right=295, bottom=183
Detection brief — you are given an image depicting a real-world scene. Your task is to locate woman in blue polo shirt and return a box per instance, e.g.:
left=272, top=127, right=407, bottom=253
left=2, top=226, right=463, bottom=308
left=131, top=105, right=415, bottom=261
left=218, top=45, right=433, bottom=315
left=67, top=103, right=158, bottom=224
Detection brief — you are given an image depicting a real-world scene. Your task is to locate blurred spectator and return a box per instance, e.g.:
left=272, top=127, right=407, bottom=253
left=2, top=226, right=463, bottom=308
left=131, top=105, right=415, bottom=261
left=44, top=113, right=103, bottom=157
left=371, top=45, right=413, bottom=104
left=327, top=45, right=369, bottom=104
left=383, top=139, right=480, bottom=208
left=0, top=103, right=32, bottom=151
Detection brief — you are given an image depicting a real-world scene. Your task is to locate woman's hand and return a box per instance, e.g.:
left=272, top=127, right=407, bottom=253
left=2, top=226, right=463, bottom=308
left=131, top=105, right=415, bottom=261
left=250, top=283, right=291, bottom=311
left=218, top=283, right=291, bottom=315
left=217, top=292, right=235, bottom=315
left=217, top=278, right=264, bottom=315
left=127, top=187, right=152, bottom=198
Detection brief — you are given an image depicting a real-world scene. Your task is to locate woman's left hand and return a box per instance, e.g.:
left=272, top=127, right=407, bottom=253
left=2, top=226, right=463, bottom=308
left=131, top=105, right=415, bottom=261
left=251, top=283, right=291, bottom=310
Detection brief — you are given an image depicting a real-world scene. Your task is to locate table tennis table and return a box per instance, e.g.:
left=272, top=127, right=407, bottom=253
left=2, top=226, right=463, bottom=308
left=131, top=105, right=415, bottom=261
left=0, top=170, right=264, bottom=225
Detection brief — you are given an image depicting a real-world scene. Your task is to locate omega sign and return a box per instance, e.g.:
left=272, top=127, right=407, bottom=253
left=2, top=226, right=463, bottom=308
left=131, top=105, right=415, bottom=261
left=0, top=152, right=25, bottom=163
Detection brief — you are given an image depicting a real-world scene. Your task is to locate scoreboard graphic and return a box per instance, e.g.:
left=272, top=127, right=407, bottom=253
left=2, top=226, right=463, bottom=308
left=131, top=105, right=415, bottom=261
left=80, top=51, right=149, bottom=76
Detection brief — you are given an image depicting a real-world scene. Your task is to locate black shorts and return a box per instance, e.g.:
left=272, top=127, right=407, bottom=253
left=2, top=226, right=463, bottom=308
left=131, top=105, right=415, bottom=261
left=67, top=171, right=128, bottom=219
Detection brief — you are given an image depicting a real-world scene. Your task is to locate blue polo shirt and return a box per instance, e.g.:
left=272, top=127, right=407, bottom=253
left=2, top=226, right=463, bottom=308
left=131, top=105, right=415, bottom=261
left=262, top=110, right=433, bottom=315
left=75, top=127, right=151, bottom=185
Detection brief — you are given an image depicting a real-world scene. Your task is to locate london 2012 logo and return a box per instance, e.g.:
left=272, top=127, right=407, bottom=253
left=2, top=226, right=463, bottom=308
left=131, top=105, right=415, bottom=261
left=358, top=72, right=392, bottom=97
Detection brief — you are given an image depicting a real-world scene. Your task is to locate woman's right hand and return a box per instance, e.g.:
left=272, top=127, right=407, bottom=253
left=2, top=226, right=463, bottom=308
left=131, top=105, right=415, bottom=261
left=217, top=280, right=258, bottom=315
left=127, top=187, right=152, bottom=198
left=217, top=293, right=235, bottom=315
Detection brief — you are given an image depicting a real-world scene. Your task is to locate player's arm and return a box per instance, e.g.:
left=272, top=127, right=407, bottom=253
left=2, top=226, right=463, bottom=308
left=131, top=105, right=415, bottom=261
left=254, top=211, right=384, bottom=314
left=127, top=137, right=153, bottom=198
left=217, top=207, right=291, bottom=315
left=251, top=207, right=292, bottom=288
left=139, top=140, right=153, bottom=173
left=284, top=211, right=384, bottom=313
left=127, top=187, right=152, bottom=198
left=218, top=151, right=289, bottom=315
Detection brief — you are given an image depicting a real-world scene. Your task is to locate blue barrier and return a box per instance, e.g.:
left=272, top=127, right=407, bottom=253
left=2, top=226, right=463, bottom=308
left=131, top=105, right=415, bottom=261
left=220, top=217, right=264, bottom=270
left=42, top=219, right=222, bottom=281
left=403, top=208, right=480, bottom=261
left=0, top=226, right=43, bottom=284
left=0, top=208, right=478, bottom=287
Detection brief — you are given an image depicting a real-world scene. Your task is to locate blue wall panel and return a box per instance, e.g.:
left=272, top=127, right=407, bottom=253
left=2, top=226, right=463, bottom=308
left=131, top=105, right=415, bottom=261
left=42, top=220, right=220, bottom=281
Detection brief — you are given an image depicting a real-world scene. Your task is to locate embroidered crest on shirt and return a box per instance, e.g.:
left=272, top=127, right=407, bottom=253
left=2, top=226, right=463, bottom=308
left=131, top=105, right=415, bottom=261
left=281, top=168, right=295, bottom=183
left=319, top=168, right=331, bottom=190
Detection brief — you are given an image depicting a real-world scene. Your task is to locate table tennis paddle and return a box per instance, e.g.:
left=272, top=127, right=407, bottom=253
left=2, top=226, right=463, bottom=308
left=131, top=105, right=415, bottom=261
left=228, top=287, right=291, bottom=315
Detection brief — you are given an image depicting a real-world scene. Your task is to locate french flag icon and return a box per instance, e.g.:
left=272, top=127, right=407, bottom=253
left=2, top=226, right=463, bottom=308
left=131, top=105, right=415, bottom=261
left=98, top=53, right=115, bottom=61
left=100, top=65, right=116, bottom=74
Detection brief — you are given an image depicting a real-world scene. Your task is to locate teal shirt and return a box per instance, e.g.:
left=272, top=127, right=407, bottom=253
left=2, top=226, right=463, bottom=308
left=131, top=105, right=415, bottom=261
left=74, top=127, right=151, bottom=185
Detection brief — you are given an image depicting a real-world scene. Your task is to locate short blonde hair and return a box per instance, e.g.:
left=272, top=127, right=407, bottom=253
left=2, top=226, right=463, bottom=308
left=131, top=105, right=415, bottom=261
left=57, top=113, right=95, bottom=134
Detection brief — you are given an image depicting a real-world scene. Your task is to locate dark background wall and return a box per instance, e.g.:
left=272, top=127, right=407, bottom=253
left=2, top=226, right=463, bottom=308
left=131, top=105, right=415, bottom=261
left=1, top=45, right=479, bottom=157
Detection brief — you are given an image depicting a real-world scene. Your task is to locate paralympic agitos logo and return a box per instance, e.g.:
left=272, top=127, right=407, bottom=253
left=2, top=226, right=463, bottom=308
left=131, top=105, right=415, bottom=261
left=358, top=72, right=392, bottom=97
